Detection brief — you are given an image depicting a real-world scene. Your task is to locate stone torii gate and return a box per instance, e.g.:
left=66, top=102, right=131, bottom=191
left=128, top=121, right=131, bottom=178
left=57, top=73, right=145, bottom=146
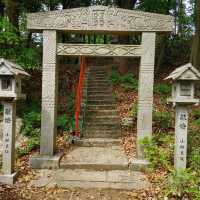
left=27, top=6, right=173, bottom=169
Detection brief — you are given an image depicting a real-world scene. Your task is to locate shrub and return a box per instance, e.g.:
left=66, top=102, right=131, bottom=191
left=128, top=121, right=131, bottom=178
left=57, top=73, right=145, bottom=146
left=108, top=70, right=121, bottom=85
left=21, top=110, right=41, bottom=137
left=17, top=137, right=40, bottom=157
left=189, top=147, right=200, bottom=172
left=129, top=103, right=138, bottom=120
left=154, top=83, right=171, bottom=95
left=120, top=73, right=138, bottom=90
left=108, top=69, right=138, bottom=91
left=153, top=110, right=172, bottom=132
left=164, top=169, right=200, bottom=199
left=140, top=136, right=171, bottom=170
left=192, top=110, right=200, bottom=126
left=57, top=114, right=68, bottom=131
left=192, top=109, right=200, bottom=119
left=193, top=118, right=200, bottom=126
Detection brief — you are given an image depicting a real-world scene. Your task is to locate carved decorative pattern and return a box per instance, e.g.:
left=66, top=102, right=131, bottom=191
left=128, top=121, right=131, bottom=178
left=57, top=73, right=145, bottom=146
left=27, top=6, right=173, bottom=33
left=57, top=44, right=142, bottom=57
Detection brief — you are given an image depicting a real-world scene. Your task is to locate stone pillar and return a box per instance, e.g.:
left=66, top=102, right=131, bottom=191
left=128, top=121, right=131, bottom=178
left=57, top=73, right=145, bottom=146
left=137, top=32, right=156, bottom=159
left=174, top=105, right=188, bottom=169
left=30, top=30, right=63, bottom=169
left=0, top=101, right=18, bottom=184
left=40, top=30, right=58, bottom=156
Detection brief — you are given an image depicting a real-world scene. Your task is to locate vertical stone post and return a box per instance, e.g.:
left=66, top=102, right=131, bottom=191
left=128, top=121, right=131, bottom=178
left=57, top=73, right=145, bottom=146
left=137, top=32, right=156, bottom=159
left=174, top=105, right=188, bottom=169
left=30, top=30, right=63, bottom=169
left=40, top=30, right=58, bottom=156
left=0, top=101, right=18, bottom=184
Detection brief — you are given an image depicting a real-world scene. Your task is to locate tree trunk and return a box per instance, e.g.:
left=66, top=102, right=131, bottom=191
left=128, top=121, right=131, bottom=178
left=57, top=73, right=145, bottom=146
left=178, top=0, right=184, bottom=36
left=0, top=1, right=5, bottom=17
left=5, top=0, right=20, bottom=30
left=190, top=0, right=200, bottom=69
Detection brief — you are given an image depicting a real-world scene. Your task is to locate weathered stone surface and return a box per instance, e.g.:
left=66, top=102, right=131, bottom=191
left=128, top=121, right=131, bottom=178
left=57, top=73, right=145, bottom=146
left=29, top=169, right=150, bottom=190
left=40, top=30, right=58, bottom=156
left=57, top=44, right=142, bottom=57
left=60, top=146, right=128, bottom=170
left=75, top=138, right=121, bottom=147
left=137, top=32, right=156, bottom=159
left=0, top=171, right=18, bottom=185
left=2, top=101, right=16, bottom=175
left=30, top=152, right=63, bottom=169
left=174, top=105, right=188, bottom=169
left=27, top=5, right=173, bottom=33
left=129, top=159, right=150, bottom=172
left=0, top=117, right=24, bottom=154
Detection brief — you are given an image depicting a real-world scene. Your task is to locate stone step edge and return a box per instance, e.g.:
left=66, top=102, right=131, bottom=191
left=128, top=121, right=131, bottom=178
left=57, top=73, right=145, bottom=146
left=74, top=138, right=121, bottom=147
left=60, top=163, right=129, bottom=171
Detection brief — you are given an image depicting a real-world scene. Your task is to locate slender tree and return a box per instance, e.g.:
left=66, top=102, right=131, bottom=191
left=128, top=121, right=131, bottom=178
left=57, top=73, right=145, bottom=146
left=191, top=0, right=200, bottom=69
left=4, top=0, right=20, bottom=30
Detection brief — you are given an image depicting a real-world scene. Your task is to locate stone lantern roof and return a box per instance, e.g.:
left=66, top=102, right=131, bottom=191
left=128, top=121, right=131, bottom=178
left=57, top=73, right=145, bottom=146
left=0, top=58, right=30, bottom=77
left=165, top=63, right=200, bottom=81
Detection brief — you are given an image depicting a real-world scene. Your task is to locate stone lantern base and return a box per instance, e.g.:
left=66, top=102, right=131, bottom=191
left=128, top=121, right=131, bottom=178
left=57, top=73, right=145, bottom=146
left=0, top=171, right=18, bottom=185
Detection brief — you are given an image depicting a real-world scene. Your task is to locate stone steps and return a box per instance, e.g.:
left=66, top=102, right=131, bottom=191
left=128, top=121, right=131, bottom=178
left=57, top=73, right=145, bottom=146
left=30, top=169, right=150, bottom=190
left=60, top=146, right=128, bottom=171
left=87, top=110, right=118, bottom=116
left=87, top=100, right=116, bottom=105
left=84, top=132, right=121, bottom=139
left=83, top=66, right=121, bottom=139
left=74, top=138, right=121, bottom=147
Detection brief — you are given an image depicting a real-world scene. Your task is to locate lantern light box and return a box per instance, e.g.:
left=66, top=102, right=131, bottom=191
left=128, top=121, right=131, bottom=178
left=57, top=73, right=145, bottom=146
left=0, top=58, right=30, bottom=100
left=165, top=63, right=200, bottom=105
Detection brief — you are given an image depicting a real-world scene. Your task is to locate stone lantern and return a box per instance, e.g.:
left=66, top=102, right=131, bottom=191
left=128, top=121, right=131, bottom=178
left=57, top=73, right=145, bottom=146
left=0, top=58, right=30, bottom=184
left=0, top=58, right=29, bottom=100
left=165, top=63, right=200, bottom=170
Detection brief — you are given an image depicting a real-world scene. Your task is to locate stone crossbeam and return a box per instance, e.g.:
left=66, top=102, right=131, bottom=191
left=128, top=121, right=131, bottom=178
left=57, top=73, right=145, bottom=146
left=27, top=6, right=173, bottom=33
left=57, top=44, right=142, bottom=57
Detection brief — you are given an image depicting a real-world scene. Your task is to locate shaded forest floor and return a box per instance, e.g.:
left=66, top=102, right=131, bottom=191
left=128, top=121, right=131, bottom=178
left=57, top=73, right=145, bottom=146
left=0, top=83, right=200, bottom=200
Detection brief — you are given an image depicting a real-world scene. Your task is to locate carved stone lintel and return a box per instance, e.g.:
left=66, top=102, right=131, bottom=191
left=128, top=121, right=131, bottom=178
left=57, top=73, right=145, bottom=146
left=57, top=44, right=142, bottom=57
left=27, top=5, right=173, bottom=33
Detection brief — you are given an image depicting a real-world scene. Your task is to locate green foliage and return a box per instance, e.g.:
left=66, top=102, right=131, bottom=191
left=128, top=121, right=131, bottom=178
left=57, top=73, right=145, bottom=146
left=138, top=0, right=176, bottom=14
left=154, top=83, right=171, bottom=95
left=66, top=117, right=76, bottom=133
left=108, top=70, right=121, bottom=85
left=108, top=69, right=138, bottom=91
left=21, top=110, right=41, bottom=137
left=129, top=103, right=138, bottom=120
left=120, top=73, right=138, bottom=90
left=0, top=17, right=41, bottom=70
left=17, top=137, right=40, bottom=157
left=189, top=147, right=200, bottom=172
left=164, top=169, right=200, bottom=199
left=153, top=110, right=172, bottom=132
left=192, top=109, right=200, bottom=119
left=140, top=136, right=171, bottom=170
left=16, top=47, right=41, bottom=70
left=192, top=109, right=200, bottom=126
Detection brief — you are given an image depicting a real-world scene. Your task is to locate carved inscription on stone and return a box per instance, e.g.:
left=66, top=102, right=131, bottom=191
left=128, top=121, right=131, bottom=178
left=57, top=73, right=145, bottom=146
left=27, top=6, right=173, bottom=33
left=174, top=106, right=188, bottom=169
left=2, top=101, right=16, bottom=175
left=57, top=44, right=142, bottom=57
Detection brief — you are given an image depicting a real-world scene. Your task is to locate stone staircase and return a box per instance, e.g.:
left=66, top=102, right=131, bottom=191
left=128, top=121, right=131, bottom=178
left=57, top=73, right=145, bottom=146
left=84, top=66, right=121, bottom=139
left=30, top=66, right=150, bottom=190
